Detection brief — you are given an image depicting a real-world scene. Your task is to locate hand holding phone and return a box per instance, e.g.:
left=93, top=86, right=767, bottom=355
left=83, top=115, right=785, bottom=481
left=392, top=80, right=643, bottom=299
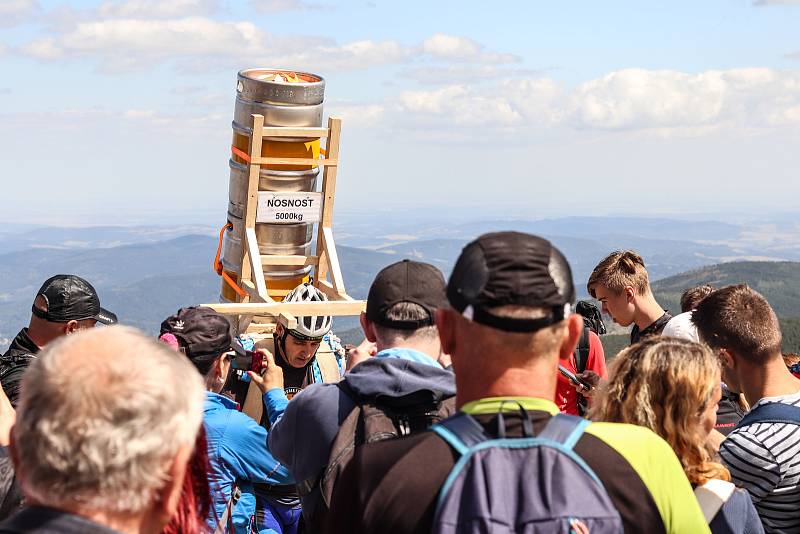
left=558, top=365, right=593, bottom=391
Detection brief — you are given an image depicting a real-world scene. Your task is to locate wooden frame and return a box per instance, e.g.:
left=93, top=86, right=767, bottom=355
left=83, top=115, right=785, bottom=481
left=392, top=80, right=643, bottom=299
left=204, top=114, right=365, bottom=334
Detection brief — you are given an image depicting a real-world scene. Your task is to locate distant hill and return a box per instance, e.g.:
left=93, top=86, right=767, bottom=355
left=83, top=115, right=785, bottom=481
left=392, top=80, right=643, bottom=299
left=652, top=261, right=800, bottom=317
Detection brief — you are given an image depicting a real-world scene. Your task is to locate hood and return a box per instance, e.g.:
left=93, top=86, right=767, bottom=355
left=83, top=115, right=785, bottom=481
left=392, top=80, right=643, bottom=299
left=344, top=356, right=456, bottom=400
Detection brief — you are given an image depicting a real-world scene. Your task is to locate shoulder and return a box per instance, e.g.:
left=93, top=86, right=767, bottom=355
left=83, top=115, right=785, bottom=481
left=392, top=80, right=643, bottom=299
left=720, top=425, right=780, bottom=468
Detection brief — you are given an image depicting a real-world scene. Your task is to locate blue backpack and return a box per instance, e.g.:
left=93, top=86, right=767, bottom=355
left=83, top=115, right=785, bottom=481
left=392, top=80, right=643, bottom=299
left=431, top=408, right=623, bottom=534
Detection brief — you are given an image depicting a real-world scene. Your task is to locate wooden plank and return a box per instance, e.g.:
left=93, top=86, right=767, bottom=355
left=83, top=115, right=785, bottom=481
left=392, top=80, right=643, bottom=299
left=240, top=280, right=269, bottom=303
left=241, top=114, right=265, bottom=288
left=278, top=312, right=298, bottom=330
left=261, top=254, right=319, bottom=267
left=245, top=323, right=277, bottom=334
left=260, top=127, right=330, bottom=138
left=245, top=229, right=269, bottom=300
left=249, top=157, right=338, bottom=167
left=321, top=227, right=346, bottom=295
left=316, top=279, right=354, bottom=302
left=204, top=300, right=366, bottom=316
left=314, top=118, right=341, bottom=286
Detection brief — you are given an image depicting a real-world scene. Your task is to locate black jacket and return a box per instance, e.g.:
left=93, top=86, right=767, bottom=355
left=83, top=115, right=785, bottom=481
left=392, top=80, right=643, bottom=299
left=0, top=329, right=39, bottom=407
left=0, top=506, right=121, bottom=534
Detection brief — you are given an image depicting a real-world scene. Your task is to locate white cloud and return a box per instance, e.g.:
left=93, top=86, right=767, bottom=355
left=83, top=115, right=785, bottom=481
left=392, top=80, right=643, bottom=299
left=326, top=102, right=385, bottom=126
left=95, top=0, right=220, bottom=19
left=0, top=0, right=40, bottom=28
left=249, top=0, right=329, bottom=12
left=421, top=34, right=519, bottom=64
left=387, top=68, right=800, bottom=136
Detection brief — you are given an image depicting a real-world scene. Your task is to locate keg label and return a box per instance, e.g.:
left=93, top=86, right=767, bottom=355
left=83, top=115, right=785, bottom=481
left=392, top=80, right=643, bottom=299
left=257, top=192, right=322, bottom=224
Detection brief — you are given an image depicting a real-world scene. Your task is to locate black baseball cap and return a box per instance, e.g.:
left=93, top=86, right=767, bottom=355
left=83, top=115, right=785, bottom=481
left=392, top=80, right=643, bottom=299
left=447, top=232, right=576, bottom=333
left=32, top=274, right=117, bottom=325
left=160, top=306, right=234, bottom=359
left=366, top=259, right=447, bottom=330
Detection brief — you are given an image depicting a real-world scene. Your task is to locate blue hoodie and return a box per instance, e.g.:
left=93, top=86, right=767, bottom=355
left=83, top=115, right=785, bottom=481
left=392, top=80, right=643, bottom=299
left=204, top=390, right=292, bottom=530
left=267, top=348, right=456, bottom=523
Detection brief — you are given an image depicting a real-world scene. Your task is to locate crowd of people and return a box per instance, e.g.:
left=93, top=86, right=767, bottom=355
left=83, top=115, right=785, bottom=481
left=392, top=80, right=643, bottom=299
left=0, top=230, right=798, bottom=534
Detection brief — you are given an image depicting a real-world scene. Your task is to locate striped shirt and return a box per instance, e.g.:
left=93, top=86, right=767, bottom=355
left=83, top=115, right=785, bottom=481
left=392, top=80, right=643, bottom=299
left=719, top=390, right=800, bottom=534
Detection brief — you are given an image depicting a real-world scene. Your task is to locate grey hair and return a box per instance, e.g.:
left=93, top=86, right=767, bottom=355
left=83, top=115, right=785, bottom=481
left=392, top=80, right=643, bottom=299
left=14, top=326, right=205, bottom=514
left=373, top=302, right=439, bottom=345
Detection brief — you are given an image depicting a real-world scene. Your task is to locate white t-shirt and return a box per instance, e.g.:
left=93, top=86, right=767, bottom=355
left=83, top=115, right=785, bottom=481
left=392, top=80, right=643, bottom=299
left=720, top=390, right=800, bottom=534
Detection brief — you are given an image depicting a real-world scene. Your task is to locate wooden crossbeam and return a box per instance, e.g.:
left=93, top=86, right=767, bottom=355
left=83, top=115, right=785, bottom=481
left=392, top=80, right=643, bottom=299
left=206, top=300, right=366, bottom=316
left=260, top=127, right=330, bottom=138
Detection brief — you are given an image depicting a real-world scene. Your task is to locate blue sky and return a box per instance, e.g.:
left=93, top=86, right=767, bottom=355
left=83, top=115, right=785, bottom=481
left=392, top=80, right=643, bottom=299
left=1, top=0, right=800, bottom=225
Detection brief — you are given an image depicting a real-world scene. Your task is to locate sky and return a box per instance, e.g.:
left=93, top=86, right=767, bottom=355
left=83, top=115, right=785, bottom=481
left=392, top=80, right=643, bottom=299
left=1, top=0, right=800, bottom=225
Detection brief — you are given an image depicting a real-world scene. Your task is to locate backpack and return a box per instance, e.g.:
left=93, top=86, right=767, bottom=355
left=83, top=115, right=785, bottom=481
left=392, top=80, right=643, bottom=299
left=431, top=408, right=623, bottom=534
left=315, top=381, right=456, bottom=521
left=574, top=300, right=605, bottom=416
left=576, top=300, right=606, bottom=336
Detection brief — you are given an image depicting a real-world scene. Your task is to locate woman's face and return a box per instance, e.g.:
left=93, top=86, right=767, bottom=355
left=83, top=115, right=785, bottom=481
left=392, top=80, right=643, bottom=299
left=699, top=382, right=722, bottom=437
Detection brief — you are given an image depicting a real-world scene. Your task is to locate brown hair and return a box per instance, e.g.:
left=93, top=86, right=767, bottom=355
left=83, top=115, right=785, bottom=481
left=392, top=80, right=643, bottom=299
left=680, top=284, right=715, bottom=313
left=591, top=337, right=729, bottom=485
left=691, top=284, right=782, bottom=364
left=587, top=251, right=650, bottom=298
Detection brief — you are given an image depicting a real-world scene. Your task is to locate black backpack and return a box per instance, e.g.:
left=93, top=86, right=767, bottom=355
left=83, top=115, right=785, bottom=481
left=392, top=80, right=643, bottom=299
left=304, top=381, right=456, bottom=530
left=573, top=301, right=606, bottom=416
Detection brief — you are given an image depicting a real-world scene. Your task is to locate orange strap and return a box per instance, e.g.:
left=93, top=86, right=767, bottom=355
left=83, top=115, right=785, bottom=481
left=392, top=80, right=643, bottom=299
left=231, top=145, right=251, bottom=163
left=214, top=222, right=247, bottom=298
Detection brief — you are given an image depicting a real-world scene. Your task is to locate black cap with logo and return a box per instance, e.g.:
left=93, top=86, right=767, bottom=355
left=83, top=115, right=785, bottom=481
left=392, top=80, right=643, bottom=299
left=32, top=274, right=117, bottom=325
left=160, top=306, right=233, bottom=360
left=366, top=259, right=448, bottom=330
left=446, top=232, right=576, bottom=333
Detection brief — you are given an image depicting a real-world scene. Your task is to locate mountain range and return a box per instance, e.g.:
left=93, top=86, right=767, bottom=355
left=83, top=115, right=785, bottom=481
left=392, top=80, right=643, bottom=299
left=1, top=216, right=799, bottom=353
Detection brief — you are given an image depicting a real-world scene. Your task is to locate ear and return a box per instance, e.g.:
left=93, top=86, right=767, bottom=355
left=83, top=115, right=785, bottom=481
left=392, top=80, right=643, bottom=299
left=436, top=309, right=458, bottom=357
left=623, top=286, right=635, bottom=303
left=718, top=348, right=736, bottom=370
left=64, top=320, right=79, bottom=335
left=153, top=444, right=192, bottom=528
left=558, top=314, right=583, bottom=362
left=360, top=312, right=377, bottom=343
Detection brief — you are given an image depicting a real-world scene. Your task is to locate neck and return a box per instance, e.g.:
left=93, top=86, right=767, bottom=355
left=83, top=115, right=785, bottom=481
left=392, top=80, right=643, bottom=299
left=375, top=338, right=441, bottom=361
left=454, top=352, right=557, bottom=409
left=740, top=355, right=800, bottom=405
left=25, top=325, right=58, bottom=349
left=633, top=294, right=664, bottom=330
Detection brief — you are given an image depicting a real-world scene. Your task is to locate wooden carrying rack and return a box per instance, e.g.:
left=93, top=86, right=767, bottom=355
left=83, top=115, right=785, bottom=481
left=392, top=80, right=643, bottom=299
left=206, top=114, right=365, bottom=333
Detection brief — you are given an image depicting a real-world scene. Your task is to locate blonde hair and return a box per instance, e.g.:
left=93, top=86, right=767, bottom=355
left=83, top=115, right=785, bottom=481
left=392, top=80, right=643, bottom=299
left=591, top=337, right=730, bottom=486
left=587, top=250, right=650, bottom=298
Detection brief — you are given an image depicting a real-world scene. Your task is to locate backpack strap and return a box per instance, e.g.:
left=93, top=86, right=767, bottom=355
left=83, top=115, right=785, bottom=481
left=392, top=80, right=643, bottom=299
left=314, top=350, right=342, bottom=384
left=432, top=413, right=489, bottom=455
left=537, top=413, right=590, bottom=450
left=735, top=402, right=800, bottom=429
left=694, top=479, right=736, bottom=523
left=573, top=327, right=590, bottom=375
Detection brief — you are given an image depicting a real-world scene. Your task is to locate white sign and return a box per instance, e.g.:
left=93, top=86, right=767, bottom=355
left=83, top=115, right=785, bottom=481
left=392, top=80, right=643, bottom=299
left=257, top=192, right=322, bottom=224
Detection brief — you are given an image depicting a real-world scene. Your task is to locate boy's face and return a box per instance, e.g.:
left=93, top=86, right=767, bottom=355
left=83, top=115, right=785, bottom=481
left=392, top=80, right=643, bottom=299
left=593, top=286, right=635, bottom=327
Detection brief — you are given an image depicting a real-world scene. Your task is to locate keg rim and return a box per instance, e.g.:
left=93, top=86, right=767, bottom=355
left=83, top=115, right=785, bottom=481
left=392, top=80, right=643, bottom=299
left=238, top=68, right=324, bottom=87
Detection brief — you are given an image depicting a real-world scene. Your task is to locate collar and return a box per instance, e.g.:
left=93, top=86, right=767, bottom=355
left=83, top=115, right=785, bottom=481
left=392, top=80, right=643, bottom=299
left=375, top=347, right=442, bottom=368
left=11, top=328, right=40, bottom=354
left=461, top=396, right=559, bottom=415
left=205, top=391, right=238, bottom=410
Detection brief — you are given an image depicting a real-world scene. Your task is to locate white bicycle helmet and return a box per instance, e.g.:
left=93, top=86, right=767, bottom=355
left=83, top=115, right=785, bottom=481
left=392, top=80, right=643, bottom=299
left=282, top=283, right=332, bottom=340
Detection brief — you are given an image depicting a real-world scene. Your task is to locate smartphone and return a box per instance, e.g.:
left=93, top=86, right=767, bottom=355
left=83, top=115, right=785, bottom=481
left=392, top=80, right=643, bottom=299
left=558, top=365, right=593, bottom=391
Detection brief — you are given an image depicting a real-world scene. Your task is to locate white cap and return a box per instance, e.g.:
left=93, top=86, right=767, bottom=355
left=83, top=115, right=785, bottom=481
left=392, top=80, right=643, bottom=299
left=662, top=311, right=699, bottom=343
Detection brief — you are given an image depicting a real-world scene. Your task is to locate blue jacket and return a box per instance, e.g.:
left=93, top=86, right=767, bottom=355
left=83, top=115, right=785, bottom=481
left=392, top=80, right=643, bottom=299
left=267, top=348, right=456, bottom=523
left=204, top=390, right=291, bottom=529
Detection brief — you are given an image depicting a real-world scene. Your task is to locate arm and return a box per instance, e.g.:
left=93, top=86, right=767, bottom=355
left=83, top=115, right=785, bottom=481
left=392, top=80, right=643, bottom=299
left=222, top=412, right=292, bottom=484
